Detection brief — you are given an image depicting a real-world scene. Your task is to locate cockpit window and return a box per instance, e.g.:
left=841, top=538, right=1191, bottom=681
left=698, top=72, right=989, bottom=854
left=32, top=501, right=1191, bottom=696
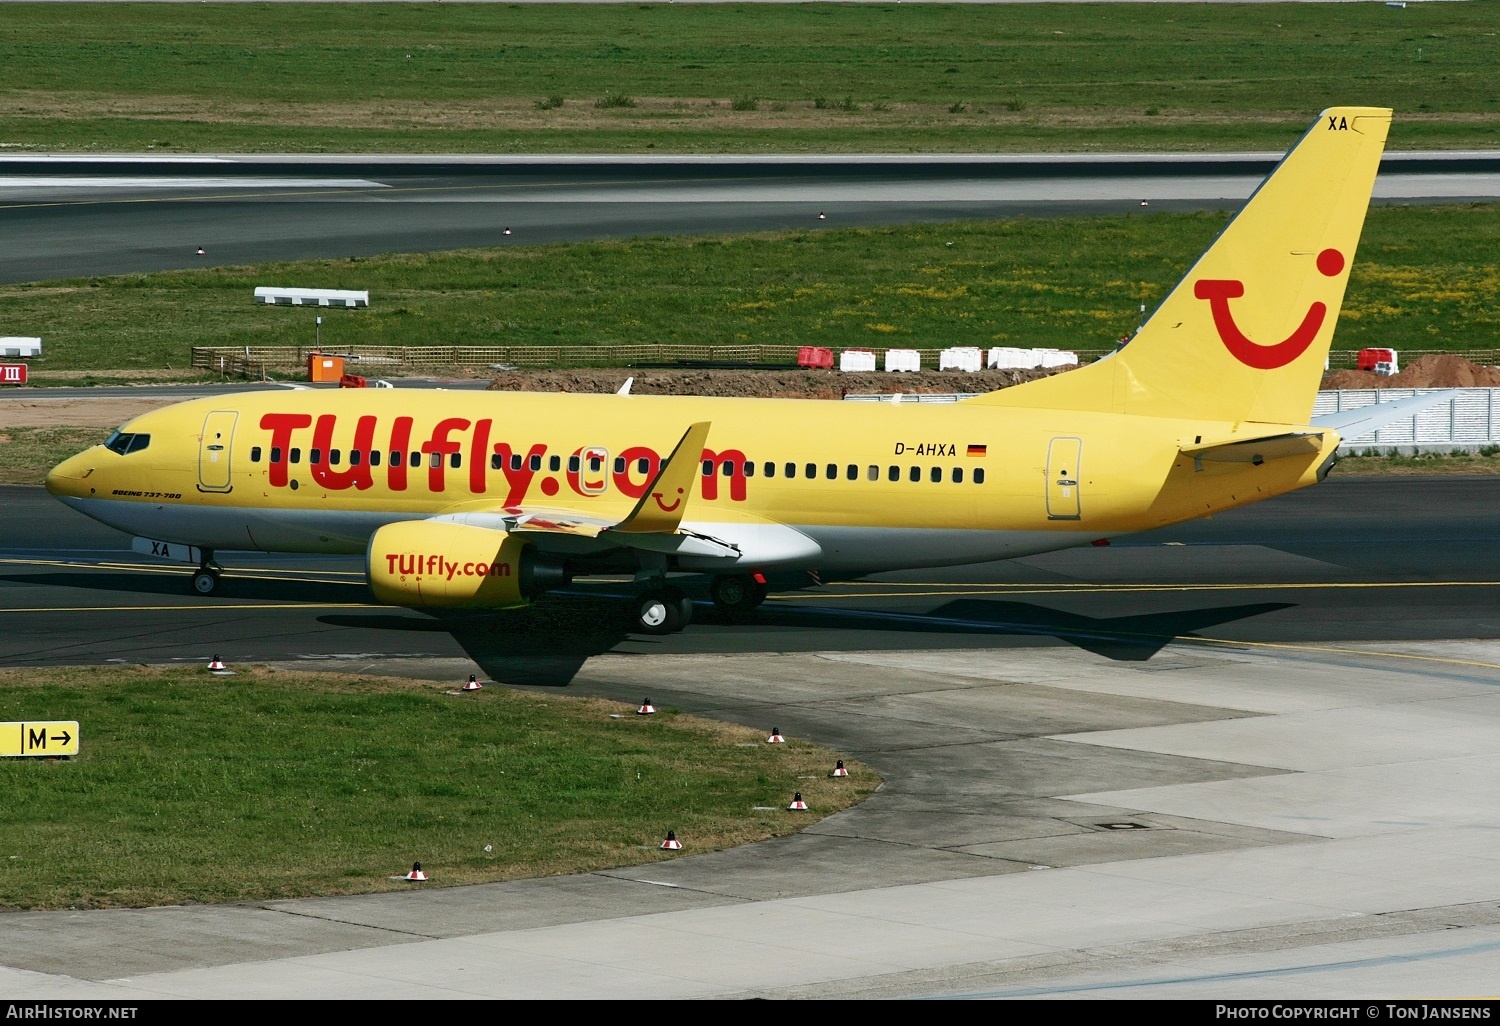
left=104, top=431, right=151, bottom=456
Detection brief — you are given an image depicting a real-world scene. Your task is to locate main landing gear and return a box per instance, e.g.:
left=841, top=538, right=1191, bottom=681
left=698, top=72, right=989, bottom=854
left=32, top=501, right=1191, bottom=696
left=709, top=573, right=768, bottom=617
left=191, top=550, right=222, bottom=596
left=632, top=585, right=694, bottom=636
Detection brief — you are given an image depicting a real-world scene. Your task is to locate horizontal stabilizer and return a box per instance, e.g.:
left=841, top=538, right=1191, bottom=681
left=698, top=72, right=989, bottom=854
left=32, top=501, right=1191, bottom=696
left=1182, top=431, right=1327, bottom=465
left=1311, top=389, right=1457, bottom=438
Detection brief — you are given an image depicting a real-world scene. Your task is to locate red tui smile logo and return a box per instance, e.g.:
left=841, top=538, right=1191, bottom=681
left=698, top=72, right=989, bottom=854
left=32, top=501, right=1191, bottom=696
left=1195, top=248, right=1345, bottom=370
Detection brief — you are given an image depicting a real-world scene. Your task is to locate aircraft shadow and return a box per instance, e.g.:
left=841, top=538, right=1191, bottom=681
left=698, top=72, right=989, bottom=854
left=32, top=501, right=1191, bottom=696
left=321, top=594, right=1294, bottom=685
left=0, top=569, right=369, bottom=605
left=320, top=595, right=635, bottom=687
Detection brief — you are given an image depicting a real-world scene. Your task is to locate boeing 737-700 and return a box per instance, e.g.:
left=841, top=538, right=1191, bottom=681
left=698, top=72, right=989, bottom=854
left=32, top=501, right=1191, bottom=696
left=46, top=108, right=1435, bottom=635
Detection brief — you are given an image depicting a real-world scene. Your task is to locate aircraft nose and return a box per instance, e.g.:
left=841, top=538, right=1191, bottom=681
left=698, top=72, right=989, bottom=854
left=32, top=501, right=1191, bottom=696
left=44, top=451, right=94, bottom=498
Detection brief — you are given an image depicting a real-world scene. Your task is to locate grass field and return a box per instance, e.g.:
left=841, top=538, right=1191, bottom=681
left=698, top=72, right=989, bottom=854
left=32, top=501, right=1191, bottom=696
left=0, top=3, right=1495, bottom=152
left=0, top=665, right=874, bottom=909
left=0, top=427, right=108, bottom=484
left=2, top=203, right=1496, bottom=371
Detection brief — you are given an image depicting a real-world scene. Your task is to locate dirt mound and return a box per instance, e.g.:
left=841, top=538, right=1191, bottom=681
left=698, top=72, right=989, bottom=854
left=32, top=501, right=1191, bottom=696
left=1321, top=354, right=1500, bottom=391
left=485, top=367, right=1064, bottom=399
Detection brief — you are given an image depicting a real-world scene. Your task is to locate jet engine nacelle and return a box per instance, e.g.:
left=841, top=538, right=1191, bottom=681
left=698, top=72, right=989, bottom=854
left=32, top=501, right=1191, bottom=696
left=367, top=520, right=568, bottom=609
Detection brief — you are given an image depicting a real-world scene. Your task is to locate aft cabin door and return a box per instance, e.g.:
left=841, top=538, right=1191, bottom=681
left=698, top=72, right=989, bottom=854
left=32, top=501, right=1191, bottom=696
left=1046, top=437, right=1082, bottom=521
left=198, top=411, right=237, bottom=493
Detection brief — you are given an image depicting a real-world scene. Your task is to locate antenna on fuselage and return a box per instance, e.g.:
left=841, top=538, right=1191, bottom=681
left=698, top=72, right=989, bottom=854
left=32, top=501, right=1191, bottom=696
left=618, top=377, right=634, bottom=396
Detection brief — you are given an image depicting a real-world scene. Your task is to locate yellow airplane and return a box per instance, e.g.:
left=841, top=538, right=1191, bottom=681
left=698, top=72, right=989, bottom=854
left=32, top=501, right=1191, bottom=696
left=46, top=107, right=1432, bottom=635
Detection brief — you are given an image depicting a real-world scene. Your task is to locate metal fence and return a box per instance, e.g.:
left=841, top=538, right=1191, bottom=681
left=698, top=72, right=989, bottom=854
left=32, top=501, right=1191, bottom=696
left=847, top=388, right=1500, bottom=453
left=1313, top=388, right=1500, bottom=452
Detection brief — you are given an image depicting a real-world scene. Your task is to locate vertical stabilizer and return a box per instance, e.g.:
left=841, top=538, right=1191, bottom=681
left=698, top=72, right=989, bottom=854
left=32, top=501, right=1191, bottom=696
left=974, top=107, right=1391, bottom=425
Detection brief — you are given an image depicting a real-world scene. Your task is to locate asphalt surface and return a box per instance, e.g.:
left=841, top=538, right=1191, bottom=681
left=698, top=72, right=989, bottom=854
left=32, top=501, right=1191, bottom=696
left=3, top=152, right=1497, bottom=283
left=3, top=474, right=1497, bottom=677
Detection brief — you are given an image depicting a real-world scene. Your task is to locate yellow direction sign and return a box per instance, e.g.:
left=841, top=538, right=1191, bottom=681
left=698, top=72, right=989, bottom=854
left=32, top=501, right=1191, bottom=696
left=0, top=721, right=79, bottom=757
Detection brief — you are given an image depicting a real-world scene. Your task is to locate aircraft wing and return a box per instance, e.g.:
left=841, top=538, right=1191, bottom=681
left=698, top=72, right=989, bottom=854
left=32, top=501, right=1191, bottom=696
left=428, top=421, right=774, bottom=564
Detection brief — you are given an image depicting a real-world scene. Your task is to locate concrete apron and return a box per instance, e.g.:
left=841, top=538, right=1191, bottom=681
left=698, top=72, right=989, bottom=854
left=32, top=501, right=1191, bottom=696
left=4, top=639, right=1499, bottom=998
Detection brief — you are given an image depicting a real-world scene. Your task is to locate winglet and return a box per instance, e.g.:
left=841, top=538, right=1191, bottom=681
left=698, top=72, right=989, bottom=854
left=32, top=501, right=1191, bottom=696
left=613, top=422, right=711, bottom=534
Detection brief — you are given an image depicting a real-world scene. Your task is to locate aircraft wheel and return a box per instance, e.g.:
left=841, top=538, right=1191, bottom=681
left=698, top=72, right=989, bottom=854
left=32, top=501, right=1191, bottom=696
left=668, top=587, right=694, bottom=630
left=711, top=573, right=767, bottom=614
left=632, top=591, right=681, bottom=636
left=192, top=570, right=220, bottom=596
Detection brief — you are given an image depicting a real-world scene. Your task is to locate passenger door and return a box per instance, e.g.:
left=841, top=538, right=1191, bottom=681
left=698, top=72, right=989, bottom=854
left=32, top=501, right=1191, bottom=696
left=198, top=411, right=238, bottom=493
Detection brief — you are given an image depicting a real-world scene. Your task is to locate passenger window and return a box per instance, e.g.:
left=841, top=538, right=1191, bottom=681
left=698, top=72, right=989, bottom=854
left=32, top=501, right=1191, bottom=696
left=409, top=452, right=421, bottom=468
left=429, top=453, right=442, bottom=469
left=888, top=466, right=899, bottom=482
left=721, top=461, right=734, bottom=477
left=346, top=450, right=358, bottom=467
left=370, top=450, right=381, bottom=467
left=451, top=453, right=462, bottom=469
left=490, top=453, right=502, bottom=471
left=785, top=463, right=796, bottom=478
left=846, top=465, right=858, bottom=481
left=951, top=467, right=963, bottom=483
left=930, top=467, right=942, bottom=483
left=702, top=459, right=714, bottom=475
left=589, top=457, right=603, bottom=472
left=868, top=466, right=878, bottom=481
left=390, top=450, right=401, bottom=466
left=510, top=454, right=523, bottom=471
left=909, top=466, right=920, bottom=482
left=764, top=462, right=776, bottom=478
left=328, top=450, right=341, bottom=466
left=270, top=447, right=282, bottom=464
left=569, top=455, right=581, bottom=473
left=636, top=458, right=649, bottom=474
left=805, top=463, right=816, bottom=479
left=614, top=457, right=625, bottom=474
left=250, top=446, right=262, bottom=463
left=744, top=461, right=755, bottom=477
left=825, top=464, right=836, bottom=480
left=290, top=448, right=302, bottom=465
left=975, top=468, right=986, bottom=484
left=551, top=456, right=563, bottom=472
left=528, top=454, right=541, bottom=471
left=309, top=449, right=321, bottom=465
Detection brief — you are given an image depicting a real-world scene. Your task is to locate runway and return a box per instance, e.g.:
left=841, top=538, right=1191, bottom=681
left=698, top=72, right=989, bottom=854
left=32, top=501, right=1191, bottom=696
left=3, top=474, right=1500, bottom=997
left=3, top=152, right=1498, bottom=283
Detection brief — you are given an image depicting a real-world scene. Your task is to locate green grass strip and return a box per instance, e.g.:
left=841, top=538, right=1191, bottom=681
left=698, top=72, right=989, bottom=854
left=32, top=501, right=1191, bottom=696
left=3, top=204, right=1497, bottom=372
left=0, top=666, right=874, bottom=909
left=0, top=2, right=1495, bottom=152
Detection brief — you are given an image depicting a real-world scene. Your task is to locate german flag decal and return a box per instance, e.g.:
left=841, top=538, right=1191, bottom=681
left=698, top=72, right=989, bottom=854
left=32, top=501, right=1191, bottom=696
left=966, top=444, right=987, bottom=457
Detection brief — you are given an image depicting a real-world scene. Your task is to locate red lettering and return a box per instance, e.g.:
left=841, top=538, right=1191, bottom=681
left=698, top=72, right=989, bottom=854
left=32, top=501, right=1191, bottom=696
left=259, top=412, right=313, bottom=488
left=422, top=418, right=470, bottom=492
left=700, top=448, right=747, bottom=502
left=613, top=445, right=662, bottom=499
left=387, top=416, right=413, bottom=492
left=310, top=414, right=377, bottom=491
left=470, top=418, right=492, bottom=494
left=493, top=441, right=547, bottom=507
